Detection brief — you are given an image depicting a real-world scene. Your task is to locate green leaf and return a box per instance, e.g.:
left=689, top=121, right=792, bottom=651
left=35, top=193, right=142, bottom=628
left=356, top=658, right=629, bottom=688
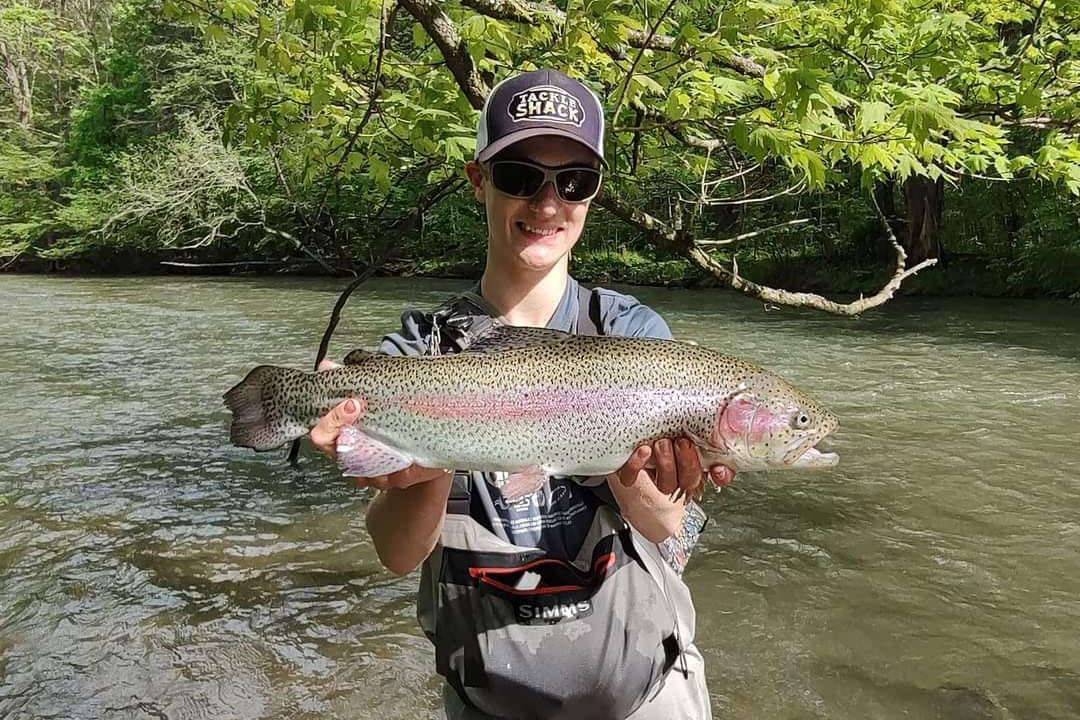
left=633, top=74, right=664, bottom=96
left=896, top=153, right=926, bottom=181
left=859, top=144, right=896, bottom=172
left=370, top=155, right=389, bottom=192
left=310, top=84, right=330, bottom=116
left=858, top=101, right=890, bottom=133
left=1018, top=85, right=1042, bottom=111
left=412, top=22, right=427, bottom=47
left=762, top=70, right=780, bottom=97
left=223, top=104, right=244, bottom=144
left=790, top=148, right=826, bottom=187
left=205, top=24, right=226, bottom=44
left=993, top=155, right=1012, bottom=179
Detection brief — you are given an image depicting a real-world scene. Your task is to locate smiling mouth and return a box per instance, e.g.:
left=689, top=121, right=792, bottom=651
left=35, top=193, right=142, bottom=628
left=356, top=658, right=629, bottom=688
left=517, top=221, right=562, bottom=237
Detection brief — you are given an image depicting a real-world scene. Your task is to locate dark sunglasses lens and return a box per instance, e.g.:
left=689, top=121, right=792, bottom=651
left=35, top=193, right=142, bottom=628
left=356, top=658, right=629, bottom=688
left=556, top=169, right=601, bottom=202
left=491, top=163, right=545, bottom=197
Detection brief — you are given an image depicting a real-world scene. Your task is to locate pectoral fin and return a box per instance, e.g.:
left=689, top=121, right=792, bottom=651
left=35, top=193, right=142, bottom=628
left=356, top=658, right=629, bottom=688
left=335, top=425, right=413, bottom=477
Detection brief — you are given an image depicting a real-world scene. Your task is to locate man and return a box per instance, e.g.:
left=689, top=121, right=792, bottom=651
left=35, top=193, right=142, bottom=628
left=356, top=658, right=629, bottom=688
left=310, top=69, right=733, bottom=719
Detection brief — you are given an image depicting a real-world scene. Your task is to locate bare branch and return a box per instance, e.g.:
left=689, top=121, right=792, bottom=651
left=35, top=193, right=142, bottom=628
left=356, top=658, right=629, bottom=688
left=400, top=0, right=489, bottom=109
left=829, top=44, right=874, bottom=80
left=264, top=226, right=341, bottom=274
left=160, top=260, right=319, bottom=268
left=313, top=0, right=391, bottom=222
left=610, top=0, right=679, bottom=126
left=666, top=125, right=723, bottom=151
left=704, top=163, right=762, bottom=188
left=456, top=0, right=766, bottom=77
left=696, top=218, right=810, bottom=246
left=704, top=179, right=806, bottom=205
left=599, top=192, right=935, bottom=315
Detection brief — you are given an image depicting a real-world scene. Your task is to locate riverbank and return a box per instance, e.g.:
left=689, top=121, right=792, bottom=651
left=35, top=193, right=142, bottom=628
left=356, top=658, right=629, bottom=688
left=6, top=249, right=1079, bottom=300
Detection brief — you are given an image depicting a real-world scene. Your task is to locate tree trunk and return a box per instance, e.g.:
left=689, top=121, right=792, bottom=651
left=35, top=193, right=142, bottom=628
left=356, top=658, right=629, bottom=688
left=903, top=176, right=944, bottom=266
left=0, top=41, right=33, bottom=127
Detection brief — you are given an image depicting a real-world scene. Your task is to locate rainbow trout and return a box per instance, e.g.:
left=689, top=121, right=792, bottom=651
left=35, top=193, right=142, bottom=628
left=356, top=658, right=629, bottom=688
left=224, top=324, right=838, bottom=498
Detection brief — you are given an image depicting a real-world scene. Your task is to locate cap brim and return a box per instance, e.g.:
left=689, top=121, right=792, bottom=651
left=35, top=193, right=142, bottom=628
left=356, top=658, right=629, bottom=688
left=476, top=127, right=608, bottom=168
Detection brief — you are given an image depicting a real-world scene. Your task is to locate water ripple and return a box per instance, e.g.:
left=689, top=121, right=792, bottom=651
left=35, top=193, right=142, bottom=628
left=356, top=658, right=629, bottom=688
left=2, top=276, right=1079, bottom=719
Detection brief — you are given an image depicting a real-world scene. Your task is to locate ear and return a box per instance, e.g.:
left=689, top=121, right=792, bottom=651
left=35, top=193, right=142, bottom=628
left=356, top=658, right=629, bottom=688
left=465, top=161, right=485, bottom=202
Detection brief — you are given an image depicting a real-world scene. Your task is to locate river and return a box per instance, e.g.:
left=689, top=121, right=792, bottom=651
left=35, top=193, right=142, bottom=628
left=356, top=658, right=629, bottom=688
left=1, top=275, right=1078, bottom=719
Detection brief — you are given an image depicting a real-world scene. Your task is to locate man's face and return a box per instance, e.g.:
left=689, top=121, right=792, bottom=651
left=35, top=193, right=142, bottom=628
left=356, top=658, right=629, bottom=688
left=466, top=136, right=598, bottom=275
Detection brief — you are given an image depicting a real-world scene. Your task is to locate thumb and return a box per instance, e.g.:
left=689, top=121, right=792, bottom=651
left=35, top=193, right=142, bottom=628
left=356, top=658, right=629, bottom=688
left=310, top=398, right=361, bottom=450
left=619, top=446, right=651, bottom=487
left=331, top=398, right=361, bottom=426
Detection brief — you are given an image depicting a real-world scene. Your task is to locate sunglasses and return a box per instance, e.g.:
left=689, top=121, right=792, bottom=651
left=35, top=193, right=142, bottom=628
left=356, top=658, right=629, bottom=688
left=486, top=160, right=603, bottom=203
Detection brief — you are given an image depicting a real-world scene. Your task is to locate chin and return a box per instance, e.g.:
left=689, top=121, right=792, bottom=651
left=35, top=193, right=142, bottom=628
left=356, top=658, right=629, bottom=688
left=519, top=241, right=573, bottom=267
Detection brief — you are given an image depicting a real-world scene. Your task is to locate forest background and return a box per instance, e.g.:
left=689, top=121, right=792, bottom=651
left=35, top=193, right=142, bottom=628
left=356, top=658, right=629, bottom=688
left=2, top=0, right=1078, bottom=311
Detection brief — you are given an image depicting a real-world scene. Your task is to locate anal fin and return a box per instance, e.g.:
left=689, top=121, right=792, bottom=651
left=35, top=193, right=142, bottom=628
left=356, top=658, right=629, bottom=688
left=495, top=467, right=547, bottom=502
left=335, top=425, right=412, bottom=477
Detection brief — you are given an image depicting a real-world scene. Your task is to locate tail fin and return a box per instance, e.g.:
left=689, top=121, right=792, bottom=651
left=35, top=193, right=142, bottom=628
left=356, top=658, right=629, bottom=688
left=223, top=366, right=309, bottom=451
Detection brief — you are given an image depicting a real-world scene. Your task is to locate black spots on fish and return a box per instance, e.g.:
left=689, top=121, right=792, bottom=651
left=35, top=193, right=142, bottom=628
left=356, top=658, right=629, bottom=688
left=228, top=332, right=831, bottom=471
left=224, top=365, right=308, bottom=450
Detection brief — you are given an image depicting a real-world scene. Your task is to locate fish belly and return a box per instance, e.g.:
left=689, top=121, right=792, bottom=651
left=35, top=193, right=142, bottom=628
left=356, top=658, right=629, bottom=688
left=361, top=386, right=702, bottom=475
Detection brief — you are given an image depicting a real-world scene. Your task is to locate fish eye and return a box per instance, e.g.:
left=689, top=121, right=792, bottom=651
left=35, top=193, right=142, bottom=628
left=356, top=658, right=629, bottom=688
left=792, top=411, right=812, bottom=430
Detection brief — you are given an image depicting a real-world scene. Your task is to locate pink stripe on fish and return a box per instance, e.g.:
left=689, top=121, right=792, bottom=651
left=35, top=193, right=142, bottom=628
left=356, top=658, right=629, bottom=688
left=396, top=388, right=685, bottom=421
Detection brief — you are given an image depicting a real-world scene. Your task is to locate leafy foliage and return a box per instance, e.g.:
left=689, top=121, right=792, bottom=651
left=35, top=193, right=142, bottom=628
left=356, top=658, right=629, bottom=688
left=0, top=0, right=1076, bottom=297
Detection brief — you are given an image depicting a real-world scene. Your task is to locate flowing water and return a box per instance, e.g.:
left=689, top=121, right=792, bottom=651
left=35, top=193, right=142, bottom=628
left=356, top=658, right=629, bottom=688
left=1, top=275, right=1078, bottom=720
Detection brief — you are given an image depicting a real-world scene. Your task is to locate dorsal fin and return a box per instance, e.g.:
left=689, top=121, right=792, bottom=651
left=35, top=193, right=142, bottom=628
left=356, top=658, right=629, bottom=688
left=343, top=348, right=376, bottom=365
left=463, top=321, right=576, bottom=353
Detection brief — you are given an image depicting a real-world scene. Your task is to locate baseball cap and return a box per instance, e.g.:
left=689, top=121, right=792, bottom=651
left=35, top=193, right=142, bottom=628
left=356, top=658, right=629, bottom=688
left=474, top=69, right=607, bottom=167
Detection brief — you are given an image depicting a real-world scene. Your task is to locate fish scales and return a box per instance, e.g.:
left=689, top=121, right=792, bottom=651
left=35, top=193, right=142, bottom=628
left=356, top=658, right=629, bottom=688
left=224, top=327, right=839, bottom=480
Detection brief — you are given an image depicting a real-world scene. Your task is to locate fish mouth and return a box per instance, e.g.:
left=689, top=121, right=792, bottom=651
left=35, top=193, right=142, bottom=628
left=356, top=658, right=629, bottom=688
left=783, top=430, right=840, bottom=468
left=794, top=444, right=840, bottom=468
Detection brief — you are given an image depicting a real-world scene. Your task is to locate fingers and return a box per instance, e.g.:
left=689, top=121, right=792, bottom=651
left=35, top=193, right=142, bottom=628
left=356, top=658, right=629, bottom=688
left=617, top=446, right=652, bottom=487
left=709, top=464, right=736, bottom=489
left=652, top=439, right=678, bottom=495
left=308, top=398, right=361, bottom=457
left=317, top=359, right=343, bottom=372
left=673, top=438, right=703, bottom=503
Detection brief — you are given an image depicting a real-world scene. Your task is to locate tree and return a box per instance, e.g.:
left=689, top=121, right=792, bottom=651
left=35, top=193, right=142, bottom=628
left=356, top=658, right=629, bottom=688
left=165, top=0, right=1079, bottom=312
left=0, top=1, right=87, bottom=127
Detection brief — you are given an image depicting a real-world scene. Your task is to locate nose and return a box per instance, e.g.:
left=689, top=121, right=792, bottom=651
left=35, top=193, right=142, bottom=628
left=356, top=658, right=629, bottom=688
left=528, top=181, right=560, bottom=216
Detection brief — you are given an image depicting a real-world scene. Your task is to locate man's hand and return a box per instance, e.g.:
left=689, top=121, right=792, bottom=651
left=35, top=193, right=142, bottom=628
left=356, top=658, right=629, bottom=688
left=614, top=439, right=735, bottom=502
left=309, top=359, right=449, bottom=490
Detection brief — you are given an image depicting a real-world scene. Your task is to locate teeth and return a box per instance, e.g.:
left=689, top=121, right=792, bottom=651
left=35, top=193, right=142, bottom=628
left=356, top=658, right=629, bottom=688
left=520, top=222, right=559, bottom=236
